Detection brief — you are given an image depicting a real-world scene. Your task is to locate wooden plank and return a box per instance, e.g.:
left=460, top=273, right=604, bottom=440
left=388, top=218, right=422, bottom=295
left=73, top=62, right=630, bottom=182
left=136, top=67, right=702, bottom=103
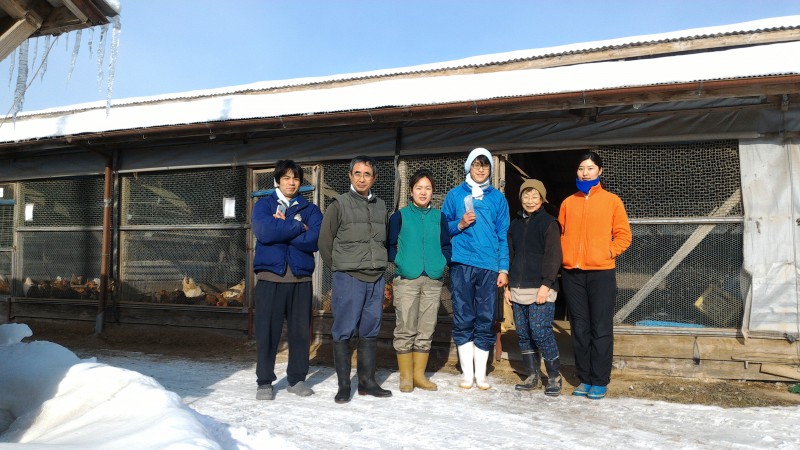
left=113, top=306, right=248, bottom=331
left=11, top=300, right=98, bottom=322
left=760, top=364, right=800, bottom=380
left=64, top=0, right=109, bottom=24
left=0, top=298, right=9, bottom=324
left=0, top=18, right=37, bottom=62
left=0, top=0, right=27, bottom=19
left=613, top=333, right=800, bottom=362
left=732, top=353, right=800, bottom=365
left=614, top=189, right=741, bottom=323
left=614, top=357, right=796, bottom=381
left=36, top=7, right=82, bottom=35
left=10, top=299, right=249, bottom=331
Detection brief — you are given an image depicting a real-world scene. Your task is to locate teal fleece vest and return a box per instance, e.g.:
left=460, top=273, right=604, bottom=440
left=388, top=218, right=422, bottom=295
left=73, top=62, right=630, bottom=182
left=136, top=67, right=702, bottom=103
left=394, top=205, right=447, bottom=280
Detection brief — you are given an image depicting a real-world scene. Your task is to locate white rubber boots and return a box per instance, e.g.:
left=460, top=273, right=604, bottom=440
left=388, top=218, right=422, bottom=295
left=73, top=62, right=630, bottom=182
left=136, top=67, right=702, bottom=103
left=457, top=342, right=474, bottom=388
left=457, top=342, right=491, bottom=390
left=473, top=346, right=491, bottom=390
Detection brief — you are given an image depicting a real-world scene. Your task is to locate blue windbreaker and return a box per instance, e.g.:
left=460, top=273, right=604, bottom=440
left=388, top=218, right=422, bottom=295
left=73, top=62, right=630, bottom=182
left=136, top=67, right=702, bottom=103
left=442, top=182, right=510, bottom=273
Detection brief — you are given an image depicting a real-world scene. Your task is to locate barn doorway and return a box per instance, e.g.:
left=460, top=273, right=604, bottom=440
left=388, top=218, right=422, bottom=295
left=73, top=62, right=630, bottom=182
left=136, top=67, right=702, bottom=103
left=504, top=149, right=587, bottom=321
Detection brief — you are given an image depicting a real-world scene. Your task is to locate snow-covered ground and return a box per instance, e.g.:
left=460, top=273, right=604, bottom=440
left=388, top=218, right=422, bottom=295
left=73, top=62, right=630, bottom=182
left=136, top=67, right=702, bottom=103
left=2, top=322, right=800, bottom=449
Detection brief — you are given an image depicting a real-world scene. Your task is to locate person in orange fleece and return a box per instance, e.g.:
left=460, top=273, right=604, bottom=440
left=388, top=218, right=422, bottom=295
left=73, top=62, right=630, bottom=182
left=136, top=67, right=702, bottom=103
left=558, top=151, right=631, bottom=400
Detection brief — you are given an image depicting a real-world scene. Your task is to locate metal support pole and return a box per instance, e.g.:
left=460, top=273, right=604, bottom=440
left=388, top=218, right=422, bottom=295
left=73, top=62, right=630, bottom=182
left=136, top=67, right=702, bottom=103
left=95, top=158, right=113, bottom=335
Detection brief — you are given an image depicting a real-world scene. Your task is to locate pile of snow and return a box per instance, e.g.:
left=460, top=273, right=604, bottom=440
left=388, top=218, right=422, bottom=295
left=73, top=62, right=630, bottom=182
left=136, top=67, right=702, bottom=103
left=0, top=323, right=220, bottom=448
left=4, top=322, right=800, bottom=449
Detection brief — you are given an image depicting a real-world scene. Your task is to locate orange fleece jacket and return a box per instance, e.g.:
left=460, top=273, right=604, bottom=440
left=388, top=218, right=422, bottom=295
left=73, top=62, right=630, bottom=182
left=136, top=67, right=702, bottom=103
left=558, top=183, right=632, bottom=270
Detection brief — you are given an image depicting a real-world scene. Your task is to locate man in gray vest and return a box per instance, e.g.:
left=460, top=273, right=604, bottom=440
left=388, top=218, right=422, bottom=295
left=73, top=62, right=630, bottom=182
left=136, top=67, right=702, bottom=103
left=318, top=155, right=392, bottom=403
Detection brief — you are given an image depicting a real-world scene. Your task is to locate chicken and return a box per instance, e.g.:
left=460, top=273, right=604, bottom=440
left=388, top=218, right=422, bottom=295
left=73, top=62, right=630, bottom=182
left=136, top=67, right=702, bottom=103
left=70, top=274, right=83, bottom=286
left=167, top=289, right=187, bottom=304
left=51, top=278, right=79, bottom=299
left=222, top=280, right=245, bottom=301
left=23, top=277, right=34, bottom=296
left=0, top=274, right=9, bottom=295
left=182, top=276, right=204, bottom=298
left=383, top=283, right=394, bottom=311
left=82, top=279, right=100, bottom=300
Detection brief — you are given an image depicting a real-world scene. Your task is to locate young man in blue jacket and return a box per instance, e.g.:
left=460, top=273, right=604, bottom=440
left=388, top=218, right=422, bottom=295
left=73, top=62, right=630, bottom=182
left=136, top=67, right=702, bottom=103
left=442, top=147, right=510, bottom=390
left=251, top=160, right=323, bottom=400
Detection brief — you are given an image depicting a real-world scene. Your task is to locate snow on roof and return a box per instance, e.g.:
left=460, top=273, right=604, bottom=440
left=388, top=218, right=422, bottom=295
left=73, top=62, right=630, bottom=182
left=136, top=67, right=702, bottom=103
left=3, top=16, right=800, bottom=144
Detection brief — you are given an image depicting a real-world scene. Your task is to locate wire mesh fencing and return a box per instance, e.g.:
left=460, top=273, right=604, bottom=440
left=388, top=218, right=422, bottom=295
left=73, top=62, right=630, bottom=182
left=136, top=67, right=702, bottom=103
left=19, top=230, right=103, bottom=300
left=2, top=139, right=748, bottom=329
left=122, top=167, right=248, bottom=226
left=119, top=229, right=247, bottom=306
left=0, top=183, right=13, bottom=296
left=614, top=223, right=745, bottom=327
left=118, top=168, right=248, bottom=308
left=0, top=251, right=10, bottom=296
left=18, top=178, right=104, bottom=228
left=15, top=177, right=104, bottom=300
left=598, top=140, right=742, bottom=219
left=597, top=141, right=745, bottom=328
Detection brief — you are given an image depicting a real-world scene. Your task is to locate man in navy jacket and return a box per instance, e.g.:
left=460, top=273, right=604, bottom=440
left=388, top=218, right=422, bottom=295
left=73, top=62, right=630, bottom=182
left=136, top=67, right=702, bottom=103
left=251, top=160, right=322, bottom=400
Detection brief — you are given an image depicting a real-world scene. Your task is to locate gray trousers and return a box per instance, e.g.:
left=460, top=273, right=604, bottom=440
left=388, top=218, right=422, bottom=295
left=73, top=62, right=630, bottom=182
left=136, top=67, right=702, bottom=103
left=392, top=275, right=443, bottom=353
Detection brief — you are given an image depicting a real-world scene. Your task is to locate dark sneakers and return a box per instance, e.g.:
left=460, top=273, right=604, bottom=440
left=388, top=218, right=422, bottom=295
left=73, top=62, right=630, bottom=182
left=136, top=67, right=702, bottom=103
left=287, top=381, right=314, bottom=397
left=256, top=384, right=273, bottom=400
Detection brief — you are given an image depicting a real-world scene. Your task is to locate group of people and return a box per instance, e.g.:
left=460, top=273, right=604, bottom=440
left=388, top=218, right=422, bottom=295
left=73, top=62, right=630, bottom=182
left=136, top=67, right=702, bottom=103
left=250, top=147, right=631, bottom=403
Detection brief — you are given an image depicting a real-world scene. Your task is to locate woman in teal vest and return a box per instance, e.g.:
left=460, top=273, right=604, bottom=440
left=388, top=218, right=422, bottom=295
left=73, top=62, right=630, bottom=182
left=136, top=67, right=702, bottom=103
left=387, top=168, right=452, bottom=392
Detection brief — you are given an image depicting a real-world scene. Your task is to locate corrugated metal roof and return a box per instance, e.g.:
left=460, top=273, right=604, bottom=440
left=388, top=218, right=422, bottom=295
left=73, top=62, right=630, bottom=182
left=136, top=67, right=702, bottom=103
left=109, top=16, right=800, bottom=104
left=3, top=16, right=800, bottom=144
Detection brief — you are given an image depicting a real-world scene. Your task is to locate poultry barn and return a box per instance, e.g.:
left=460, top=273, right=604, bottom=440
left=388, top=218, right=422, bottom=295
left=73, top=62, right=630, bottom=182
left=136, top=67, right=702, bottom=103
left=1, top=17, right=800, bottom=380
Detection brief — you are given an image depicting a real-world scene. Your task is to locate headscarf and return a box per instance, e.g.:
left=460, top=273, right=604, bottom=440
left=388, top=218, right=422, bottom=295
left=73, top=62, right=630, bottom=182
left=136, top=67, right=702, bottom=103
left=464, top=147, right=493, bottom=199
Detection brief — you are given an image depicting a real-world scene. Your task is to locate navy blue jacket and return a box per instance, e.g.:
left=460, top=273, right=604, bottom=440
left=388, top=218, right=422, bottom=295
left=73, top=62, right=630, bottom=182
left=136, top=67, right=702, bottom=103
left=252, top=192, right=323, bottom=277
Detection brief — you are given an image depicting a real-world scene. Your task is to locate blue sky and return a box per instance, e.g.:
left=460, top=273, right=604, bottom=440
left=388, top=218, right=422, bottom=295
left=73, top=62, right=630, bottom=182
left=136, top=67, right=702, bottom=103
left=4, top=0, right=800, bottom=112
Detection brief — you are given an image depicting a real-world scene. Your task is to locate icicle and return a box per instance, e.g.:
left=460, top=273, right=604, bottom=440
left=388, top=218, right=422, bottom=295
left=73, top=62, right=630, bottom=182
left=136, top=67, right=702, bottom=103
left=7, top=48, right=16, bottom=89
left=30, top=37, right=38, bottom=73
left=66, top=30, right=82, bottom=86
left=39, top=35, right=51, bottom=83
left=87, top=27, right=94, bottom=60
left=105, top=16, right=121, bottom=114
left=96, top=23, right=109, bottom=91
left=12, top=40, right=30, bottom=121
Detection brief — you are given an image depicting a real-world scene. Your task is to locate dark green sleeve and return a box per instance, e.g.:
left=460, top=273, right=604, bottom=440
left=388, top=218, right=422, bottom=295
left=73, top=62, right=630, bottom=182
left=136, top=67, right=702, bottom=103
left=318, top=200, right=341, bottom=268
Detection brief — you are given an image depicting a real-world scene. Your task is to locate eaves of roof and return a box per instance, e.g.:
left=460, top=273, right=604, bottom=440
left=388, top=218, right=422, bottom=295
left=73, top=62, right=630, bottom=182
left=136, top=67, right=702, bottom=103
left=1, top=74, right=794, bottom=155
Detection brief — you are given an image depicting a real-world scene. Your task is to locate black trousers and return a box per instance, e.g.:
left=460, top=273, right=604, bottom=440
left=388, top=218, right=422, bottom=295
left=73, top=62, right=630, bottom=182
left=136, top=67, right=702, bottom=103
left=561, top=268, right=616, bottom=387
left=255, top=280, right=312, bottom=386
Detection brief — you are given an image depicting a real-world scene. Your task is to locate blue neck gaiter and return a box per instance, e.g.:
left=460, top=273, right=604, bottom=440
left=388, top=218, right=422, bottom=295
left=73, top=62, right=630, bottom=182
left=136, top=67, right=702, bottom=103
left=576, top=177, right=601, bottom=195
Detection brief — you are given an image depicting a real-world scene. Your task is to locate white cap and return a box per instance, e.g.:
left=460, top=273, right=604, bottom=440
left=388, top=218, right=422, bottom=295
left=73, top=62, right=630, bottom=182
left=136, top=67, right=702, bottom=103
left=464, top=147, right=493, bottom=174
